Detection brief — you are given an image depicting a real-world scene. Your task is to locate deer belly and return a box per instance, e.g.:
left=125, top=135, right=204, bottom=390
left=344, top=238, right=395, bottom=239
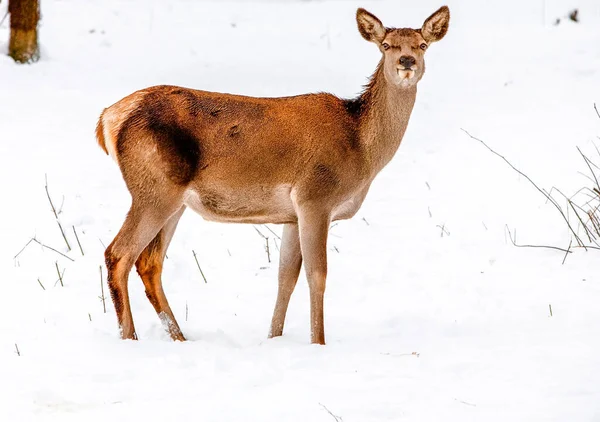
left=183, top=185, right=296, bottom=224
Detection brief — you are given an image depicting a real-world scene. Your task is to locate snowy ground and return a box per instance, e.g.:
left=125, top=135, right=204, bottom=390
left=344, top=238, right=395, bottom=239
left=1, top=0, right=600, bottom=420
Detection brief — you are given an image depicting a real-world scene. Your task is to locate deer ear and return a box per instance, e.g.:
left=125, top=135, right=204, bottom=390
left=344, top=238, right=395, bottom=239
left=421, top=6, right=450, bottom=43
left=356, top=8, right=386, bottom=44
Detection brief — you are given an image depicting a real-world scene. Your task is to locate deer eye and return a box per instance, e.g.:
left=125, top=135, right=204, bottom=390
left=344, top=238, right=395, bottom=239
left=382, top=43, right=390, bottom=50
left=420, top=43, right=427, bottom=50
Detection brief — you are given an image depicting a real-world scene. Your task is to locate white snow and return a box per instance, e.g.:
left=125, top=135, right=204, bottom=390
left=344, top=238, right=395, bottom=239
left=1, top=0, right=600, bottom=420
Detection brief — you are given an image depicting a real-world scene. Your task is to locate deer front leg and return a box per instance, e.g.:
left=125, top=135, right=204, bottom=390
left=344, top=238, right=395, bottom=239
left=297, top=207, right=330, bottom=345
left=269, top=223, right=303, bottom=338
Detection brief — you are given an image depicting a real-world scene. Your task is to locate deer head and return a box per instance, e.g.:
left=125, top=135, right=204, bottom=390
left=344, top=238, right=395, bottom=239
left=357, top=6, right=450, bottom=88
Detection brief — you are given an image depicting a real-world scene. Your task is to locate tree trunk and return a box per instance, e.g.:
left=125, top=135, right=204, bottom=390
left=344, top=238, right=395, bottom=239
left=8, top=0, right=40, bottom=64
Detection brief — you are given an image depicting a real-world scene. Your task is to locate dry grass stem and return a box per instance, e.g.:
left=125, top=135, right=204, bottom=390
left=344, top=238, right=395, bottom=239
left=72, top=226, right=84, bottom=256
left=192, top=250, right=208, bottom=283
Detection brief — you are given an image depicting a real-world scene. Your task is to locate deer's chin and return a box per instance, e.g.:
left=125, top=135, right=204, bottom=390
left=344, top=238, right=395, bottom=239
left=395, top=69, right=416, bottom=87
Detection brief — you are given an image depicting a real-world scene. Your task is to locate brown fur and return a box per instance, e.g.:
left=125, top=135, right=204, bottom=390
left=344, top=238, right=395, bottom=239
left=98, top=7, right=450, bottom=344
left=95, top=110, right=108, bottom=155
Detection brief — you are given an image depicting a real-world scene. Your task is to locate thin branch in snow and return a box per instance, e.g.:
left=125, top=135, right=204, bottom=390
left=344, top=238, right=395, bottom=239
left=55, top=262, right=64, bottom=287
left=549, top=304, right=553, bottom=317
left=562, top=240, right=572, bottom=265
left=192, top=250, right=208, bottom=283
left=594, top=103, right=600, bottom=119
left=0, top=8, right=8, bottom=27
left=319, top=403, right=343, bottom=422
left=262, top=224, right=281, bottom=240
left=72, top=226, right=84, bottom=256
left=505, top=225, right=572, bottom=254
left=14, top=238, right=35, bottom=260
left=577, top=146, right=600, bottom=192
left=436, top=224, right=450, bottom=237
left=265, top=237, right=271, bottom=263
left=45, top=174, right=71, bottom=251
left=253, top=226, right=267, bottom=239
left=453, top=398, right=476, bottom=407
left=14, top=344, right=20, bottom=357
left=32, top=238, right=75, bottom=262
left=99, top=266, right=106, bottom=314
left=37, top=278, right=46, bottom=291
left=463, top=129, right=584, bottom=247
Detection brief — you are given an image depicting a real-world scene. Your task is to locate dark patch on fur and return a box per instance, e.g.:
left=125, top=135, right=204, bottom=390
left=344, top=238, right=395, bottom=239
left=200, top=191, right=259, bottom=217
left=343, top=98, right=364, bottom=117
left=135, top=234, right=164, bottom=312
left=105, top=250, right=123, bottom=318
left=228, top=124, right=240, bottom=138
left=170, top=88, right=216, bottom=117
left=135, top=234, right=162, bottom=277
left=118, top=94, right=202, bottom=185
left=201, top=193, right=222, bottom=212
left=168, top=88, right=264, bottom=121
left=313, top=164, right=340, bottom=190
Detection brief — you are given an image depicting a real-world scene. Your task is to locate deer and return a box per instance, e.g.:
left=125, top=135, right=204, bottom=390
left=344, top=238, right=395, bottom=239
left=95, top=6, right=450, bottom=345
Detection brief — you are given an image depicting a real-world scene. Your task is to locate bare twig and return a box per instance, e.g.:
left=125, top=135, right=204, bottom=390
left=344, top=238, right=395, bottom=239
left=562, top=240, right=572, bottom=265
left=37, top=278, right=46, bottom=291
left=253, top=226, right=267, bottom=239
left=362, top=217, right=370, bottom=226
left=319, top=403, right=343, bottom=422
left=594, top=103, right=600, bottom=119
left=263, top=225, right=281, bottom=240
left=505, top=225, right=572, bottom=254
left=265, top=237, right=271, bottom=263
left=463, top=129, right=584, bottom=247
left=72, top=226, right=84, bottom=256
left=577, top=147, right=600, bottom=192
left=55, top=262, right=64, bottom=287
left=549, top=304, right=553, bottom=317
left=0, top=8, right=8, bottom=27
left=453, top=398, right=476, bottom=407
left=436, top=224, right=450, bottom=237
left=45, top=175, right=71, bottom=251
left=14, top=238, right=34, bottom=260
left=192, top=250, right=208, bottom=283
left=99, top=266, right=106, bottom=313
left=14, top=344, right=20, bottom=357
left=31, top=238, right=75, bottom=261
left=54, top=268, right=66, bottom=287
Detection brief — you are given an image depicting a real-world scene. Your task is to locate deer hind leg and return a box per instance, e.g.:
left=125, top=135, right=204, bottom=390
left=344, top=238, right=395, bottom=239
left=297, top=206, right=330, bottom=345
left=135, top=206, right=186, bottom=341
left=269, top=223, right=303, bottom=338
left=105, top=202, right=182, bottom=340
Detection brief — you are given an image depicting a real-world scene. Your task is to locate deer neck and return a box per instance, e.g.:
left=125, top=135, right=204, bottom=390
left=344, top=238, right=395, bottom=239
left=358, top=60, right=417, bottom=176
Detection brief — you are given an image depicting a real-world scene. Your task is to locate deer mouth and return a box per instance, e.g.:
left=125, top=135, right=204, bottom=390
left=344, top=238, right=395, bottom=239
left=397, top=68, right=415, bottom=80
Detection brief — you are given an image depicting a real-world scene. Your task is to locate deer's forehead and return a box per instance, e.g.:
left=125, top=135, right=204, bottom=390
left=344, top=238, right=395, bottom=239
left=383, top=29, right=424, bottom=46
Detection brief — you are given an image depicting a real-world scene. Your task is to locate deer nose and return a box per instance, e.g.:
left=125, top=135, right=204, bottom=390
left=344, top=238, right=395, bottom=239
left=399, top=56, right=416, bottom=69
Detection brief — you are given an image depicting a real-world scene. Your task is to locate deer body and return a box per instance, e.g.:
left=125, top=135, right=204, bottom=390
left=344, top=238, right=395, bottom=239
left=97, top=7, right=449, bottom=344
